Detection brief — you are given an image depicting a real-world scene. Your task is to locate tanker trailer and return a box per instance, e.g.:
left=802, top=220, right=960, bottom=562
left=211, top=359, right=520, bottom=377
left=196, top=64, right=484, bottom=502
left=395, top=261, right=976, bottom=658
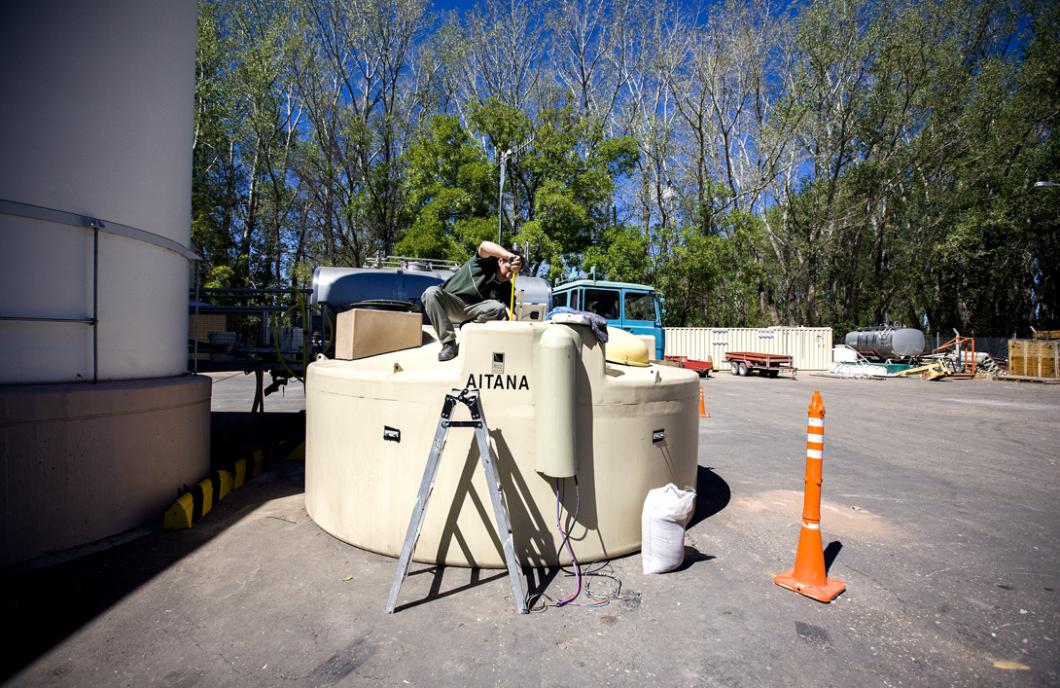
left=844, top=326, right=925, bottom=359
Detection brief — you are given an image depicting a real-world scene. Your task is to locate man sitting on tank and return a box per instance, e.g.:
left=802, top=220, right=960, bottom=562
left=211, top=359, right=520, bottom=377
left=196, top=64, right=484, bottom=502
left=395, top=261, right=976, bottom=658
left=422, top=241, right=523, bottom=361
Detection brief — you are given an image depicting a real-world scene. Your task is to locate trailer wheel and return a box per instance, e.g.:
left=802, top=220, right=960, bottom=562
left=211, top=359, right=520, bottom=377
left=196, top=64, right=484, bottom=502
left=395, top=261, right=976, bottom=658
left=729, top=362, right=739, bottom=376
left=736, top=362, right=749, bottom=376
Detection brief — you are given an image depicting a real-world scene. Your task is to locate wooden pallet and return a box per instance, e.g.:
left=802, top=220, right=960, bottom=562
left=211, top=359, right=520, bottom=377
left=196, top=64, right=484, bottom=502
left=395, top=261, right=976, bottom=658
left=1008, top=339, right=1060, bottom=378
left=999, top=374, right=1060, bottom=384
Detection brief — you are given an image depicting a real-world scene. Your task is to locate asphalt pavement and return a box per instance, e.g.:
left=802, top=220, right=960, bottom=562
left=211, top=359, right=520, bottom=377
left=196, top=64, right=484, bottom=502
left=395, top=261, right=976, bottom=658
left=2, top=370, right=1058, bottom=687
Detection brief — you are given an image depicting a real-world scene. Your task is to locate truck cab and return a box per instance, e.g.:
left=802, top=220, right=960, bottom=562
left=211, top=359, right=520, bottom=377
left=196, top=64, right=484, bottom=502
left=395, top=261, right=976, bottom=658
left=550, top=279, right=666, bottom=360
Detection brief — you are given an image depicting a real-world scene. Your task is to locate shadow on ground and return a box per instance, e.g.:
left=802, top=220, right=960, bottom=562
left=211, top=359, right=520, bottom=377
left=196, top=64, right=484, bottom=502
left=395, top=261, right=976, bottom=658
left=688, top=465, right=731, bottom=529
left=210, top=410, right=305, bottom=468
left=0, top=411, right=306, bottom=682
left=397, top=466, right=732, bottom=610
left=672, top=546, right=716, bottom=572
left=824, top=540, right=843, bottom=573
left=392, top=566, right=512, bottom=613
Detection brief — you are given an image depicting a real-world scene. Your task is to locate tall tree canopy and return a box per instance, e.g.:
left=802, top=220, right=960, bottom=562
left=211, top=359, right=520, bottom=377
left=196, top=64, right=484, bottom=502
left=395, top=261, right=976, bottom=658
left=193, top=0, right=1060, bottom=334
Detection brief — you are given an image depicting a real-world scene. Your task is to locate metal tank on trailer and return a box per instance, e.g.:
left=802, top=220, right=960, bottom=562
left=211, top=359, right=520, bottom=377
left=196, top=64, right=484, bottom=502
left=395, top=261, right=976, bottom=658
left=312, top=260, right=457, bottom=313
left=305, top=321, right=700, bottom=568
left=844, top=326, right=926, bottom=359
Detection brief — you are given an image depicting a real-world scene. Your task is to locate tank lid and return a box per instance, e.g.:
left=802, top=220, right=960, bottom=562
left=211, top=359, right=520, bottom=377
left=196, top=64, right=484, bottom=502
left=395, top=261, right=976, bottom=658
left=605, top=327, right=650, bottom=367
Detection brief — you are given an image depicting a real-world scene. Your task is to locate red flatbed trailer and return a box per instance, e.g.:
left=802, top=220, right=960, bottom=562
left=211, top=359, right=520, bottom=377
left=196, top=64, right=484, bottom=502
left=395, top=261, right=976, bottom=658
left=663, top=355, right=713, bottom=377
left=724, top=351, right=797, bottom=379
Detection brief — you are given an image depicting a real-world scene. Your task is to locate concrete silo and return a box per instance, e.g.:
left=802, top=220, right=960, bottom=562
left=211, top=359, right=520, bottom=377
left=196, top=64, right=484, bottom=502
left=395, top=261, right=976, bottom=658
left=0, top=1, right=208, bottom=565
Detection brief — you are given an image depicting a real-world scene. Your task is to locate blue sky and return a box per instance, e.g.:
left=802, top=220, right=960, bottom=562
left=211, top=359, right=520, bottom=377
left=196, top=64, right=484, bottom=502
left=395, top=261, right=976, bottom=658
left=430, top=0, right=480, bottom=14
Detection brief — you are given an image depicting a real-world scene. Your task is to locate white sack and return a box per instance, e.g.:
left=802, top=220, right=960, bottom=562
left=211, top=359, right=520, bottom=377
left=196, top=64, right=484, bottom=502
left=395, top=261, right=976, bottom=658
left=641, top=483, right=697, bottom=574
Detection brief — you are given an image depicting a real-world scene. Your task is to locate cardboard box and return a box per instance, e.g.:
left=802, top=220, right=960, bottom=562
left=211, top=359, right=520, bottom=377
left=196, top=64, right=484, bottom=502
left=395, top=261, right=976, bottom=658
left=335, top=308, right=423, bottom=360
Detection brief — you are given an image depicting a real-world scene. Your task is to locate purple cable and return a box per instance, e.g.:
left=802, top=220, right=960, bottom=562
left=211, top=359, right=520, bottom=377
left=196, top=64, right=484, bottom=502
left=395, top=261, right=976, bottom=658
left=554, top=480, right=582, bottom=606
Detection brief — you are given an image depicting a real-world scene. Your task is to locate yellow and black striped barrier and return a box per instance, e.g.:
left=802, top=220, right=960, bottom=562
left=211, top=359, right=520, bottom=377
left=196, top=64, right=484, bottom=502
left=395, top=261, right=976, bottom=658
left=163, top=443, right=295, bottom=529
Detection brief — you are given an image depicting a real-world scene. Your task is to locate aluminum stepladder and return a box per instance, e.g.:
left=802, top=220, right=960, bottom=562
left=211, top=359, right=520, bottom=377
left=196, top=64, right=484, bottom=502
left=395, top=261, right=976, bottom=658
left=385, top=388, right=528, bottom=614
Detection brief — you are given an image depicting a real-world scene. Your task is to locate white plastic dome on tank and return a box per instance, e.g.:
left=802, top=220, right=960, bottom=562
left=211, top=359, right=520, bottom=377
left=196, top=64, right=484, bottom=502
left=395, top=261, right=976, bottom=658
left=306, top=320, right=700, bottom=568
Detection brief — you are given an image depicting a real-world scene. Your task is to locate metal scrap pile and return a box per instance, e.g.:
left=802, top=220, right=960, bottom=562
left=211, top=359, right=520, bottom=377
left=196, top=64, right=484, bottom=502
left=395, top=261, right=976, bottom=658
left=894, top=332, right=1002, bottom=381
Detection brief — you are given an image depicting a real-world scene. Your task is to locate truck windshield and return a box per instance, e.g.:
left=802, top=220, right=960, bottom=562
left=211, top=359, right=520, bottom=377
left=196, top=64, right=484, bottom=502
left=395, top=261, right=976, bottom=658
left=585, top=289, right=619, bottom=319
left=624, top=291, right=656, bottom=321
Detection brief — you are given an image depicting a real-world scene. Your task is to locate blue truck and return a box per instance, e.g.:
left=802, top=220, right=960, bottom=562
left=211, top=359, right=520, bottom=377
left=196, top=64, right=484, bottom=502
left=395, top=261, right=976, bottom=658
left=549, top=279, right=666, bottom=360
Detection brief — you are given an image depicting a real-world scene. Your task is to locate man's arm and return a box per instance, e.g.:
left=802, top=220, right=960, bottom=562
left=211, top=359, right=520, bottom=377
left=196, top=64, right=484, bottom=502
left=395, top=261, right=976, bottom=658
left=477, top=241, right=522, bottom=270
left=477, top=241, right=514, bottom=260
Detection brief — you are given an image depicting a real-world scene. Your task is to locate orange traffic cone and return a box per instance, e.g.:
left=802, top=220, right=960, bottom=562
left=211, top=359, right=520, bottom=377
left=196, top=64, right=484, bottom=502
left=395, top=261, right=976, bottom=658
left=699, top=386, right=710, bottom=418
left=774, top=390, right=845, bottom=602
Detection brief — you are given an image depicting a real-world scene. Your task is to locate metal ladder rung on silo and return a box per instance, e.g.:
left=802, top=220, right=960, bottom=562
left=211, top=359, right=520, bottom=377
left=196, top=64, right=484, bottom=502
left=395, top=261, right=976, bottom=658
left=384, top=387, right=528, bottom=614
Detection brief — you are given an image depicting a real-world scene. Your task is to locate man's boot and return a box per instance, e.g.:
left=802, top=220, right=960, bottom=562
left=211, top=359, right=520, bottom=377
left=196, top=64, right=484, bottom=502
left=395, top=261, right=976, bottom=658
left=438, top=341, right=459, bottom=361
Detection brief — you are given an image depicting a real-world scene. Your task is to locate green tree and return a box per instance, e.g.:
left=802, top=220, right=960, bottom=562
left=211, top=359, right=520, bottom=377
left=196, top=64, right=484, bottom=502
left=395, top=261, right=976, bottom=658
left=394, top=115, right=494, bottom=259
left=468, top=100, right=638, bottom=277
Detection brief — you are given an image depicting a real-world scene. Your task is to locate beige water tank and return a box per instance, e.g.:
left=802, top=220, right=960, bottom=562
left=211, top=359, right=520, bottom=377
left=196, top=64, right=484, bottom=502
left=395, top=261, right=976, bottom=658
left=306, top=321, right=699, bottom=568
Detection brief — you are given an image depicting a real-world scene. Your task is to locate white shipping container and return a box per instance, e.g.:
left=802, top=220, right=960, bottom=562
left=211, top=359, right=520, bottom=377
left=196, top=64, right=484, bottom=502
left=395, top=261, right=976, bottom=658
left=665, top=327, right=834, bottom=371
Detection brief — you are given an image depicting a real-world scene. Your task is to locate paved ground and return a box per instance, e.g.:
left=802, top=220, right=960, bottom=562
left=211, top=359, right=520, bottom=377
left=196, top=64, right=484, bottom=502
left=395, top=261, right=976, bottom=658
left=3, top=370, right=1058, bottom=687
